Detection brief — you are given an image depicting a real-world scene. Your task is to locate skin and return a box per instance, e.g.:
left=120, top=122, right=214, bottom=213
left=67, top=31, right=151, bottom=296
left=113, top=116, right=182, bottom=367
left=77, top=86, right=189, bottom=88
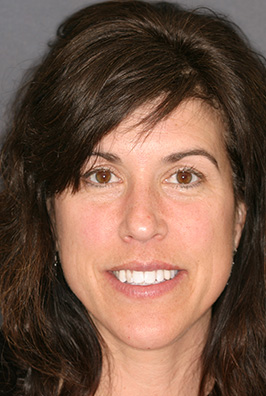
left=52, top=99, right=246, bottom=395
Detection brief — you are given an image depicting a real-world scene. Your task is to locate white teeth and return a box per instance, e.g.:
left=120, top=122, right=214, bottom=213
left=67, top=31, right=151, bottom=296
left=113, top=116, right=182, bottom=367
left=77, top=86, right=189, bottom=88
left=133, top=270, right=144, bottom=284
left=126, top=269, right=132, bottom=283
left=164, top=269, right=171, bottom=280
left=144, top=271, right=156, bottom=284
left=156, top=269, right=164, bottom=282
left=118, top=269, right=126, bottom=283
left=113, top=269, right=179, bottom=285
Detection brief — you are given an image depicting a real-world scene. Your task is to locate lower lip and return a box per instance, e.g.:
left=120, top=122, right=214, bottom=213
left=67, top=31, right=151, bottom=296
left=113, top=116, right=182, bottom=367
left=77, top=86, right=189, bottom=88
left=105, top=270, right=186, bottom=299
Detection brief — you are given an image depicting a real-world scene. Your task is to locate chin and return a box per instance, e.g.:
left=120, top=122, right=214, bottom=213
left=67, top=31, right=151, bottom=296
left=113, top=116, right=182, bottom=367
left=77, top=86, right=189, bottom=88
left=95, top=314, right=190, bottom=351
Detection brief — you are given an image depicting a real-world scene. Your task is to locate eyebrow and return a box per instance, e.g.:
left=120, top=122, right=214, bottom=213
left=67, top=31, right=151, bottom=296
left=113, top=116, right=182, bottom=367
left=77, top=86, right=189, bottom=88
left=163, top=149, right=219, bottom=169
left=92, top=149, right=219, bottom=169
left=91, top=151, right=122, bottom=163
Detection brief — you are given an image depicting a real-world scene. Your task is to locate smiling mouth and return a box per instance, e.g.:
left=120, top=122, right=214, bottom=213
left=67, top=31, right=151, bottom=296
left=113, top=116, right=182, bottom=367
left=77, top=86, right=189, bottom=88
left=112, top=269, right=179, bottom=286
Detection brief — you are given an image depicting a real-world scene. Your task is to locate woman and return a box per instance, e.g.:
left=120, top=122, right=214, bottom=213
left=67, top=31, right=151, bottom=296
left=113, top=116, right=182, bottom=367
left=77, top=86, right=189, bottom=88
left=0, top=1, right=265, bottom=395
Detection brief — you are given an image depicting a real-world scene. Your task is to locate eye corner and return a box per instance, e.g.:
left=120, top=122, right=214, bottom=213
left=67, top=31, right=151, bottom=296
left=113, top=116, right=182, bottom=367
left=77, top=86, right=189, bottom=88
left=163, top=166, right=204, bottom=189
left=82, top=167, right=122, bottom=188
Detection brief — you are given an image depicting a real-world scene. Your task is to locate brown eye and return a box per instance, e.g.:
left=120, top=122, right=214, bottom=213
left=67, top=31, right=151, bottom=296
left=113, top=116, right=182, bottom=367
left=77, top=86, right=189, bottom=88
left=164, top=168, right=202, bottom=188
left=95, top=169, right=112, bottom=183
left=84, top=168, right=121, bottom=186
left=176, top=170, right=193, bottom=184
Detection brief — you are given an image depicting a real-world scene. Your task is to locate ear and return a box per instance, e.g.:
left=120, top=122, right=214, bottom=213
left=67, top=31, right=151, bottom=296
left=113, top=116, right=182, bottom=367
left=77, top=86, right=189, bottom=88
left=233, top=201, right=247, bottom=250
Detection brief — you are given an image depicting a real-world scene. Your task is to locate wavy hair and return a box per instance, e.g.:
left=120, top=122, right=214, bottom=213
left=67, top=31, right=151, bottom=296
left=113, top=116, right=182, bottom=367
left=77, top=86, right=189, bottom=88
left=0, top=1, right=265, bottom=395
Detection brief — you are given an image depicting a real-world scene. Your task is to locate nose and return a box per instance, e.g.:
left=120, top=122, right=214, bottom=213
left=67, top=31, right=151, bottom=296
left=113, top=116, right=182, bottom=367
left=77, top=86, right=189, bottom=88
left=119, top=184, right=168, bottom=243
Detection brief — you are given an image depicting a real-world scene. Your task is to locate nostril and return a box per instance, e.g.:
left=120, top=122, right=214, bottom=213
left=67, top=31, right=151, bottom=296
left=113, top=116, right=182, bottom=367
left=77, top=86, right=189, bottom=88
left=119, top=208, right=168, bottom=242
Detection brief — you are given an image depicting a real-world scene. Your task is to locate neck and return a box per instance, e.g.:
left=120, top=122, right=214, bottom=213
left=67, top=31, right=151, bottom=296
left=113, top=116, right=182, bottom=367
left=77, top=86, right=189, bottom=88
left=96, top=333, right=206, bottom=396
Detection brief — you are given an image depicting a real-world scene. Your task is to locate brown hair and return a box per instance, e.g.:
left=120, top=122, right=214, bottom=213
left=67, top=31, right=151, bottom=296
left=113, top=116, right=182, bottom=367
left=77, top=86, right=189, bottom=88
left=0, top=1, right=265, bottom=395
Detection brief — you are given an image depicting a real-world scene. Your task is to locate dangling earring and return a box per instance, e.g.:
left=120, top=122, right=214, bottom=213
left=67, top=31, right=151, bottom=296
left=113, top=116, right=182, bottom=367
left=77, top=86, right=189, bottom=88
left=232, top=247, right=237, bottom=268
left=226, top=248, right=237, bottom=286
left=54, top=251, right=59, bottom=276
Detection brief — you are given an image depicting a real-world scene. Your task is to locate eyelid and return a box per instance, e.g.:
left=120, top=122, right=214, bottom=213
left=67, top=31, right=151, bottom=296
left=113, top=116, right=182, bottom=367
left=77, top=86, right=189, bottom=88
left=82, top=166, right=121, bottom=187
left=163, top=166, right=204, bottom=188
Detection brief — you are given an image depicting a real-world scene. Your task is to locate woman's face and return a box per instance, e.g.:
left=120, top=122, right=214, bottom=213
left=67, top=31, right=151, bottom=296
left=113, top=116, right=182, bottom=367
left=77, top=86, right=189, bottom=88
left=52, top=100, right=246, bottom=352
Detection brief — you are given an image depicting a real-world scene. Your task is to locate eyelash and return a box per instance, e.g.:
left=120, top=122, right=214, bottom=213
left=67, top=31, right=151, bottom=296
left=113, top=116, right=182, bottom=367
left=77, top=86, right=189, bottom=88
left=164, top=167, right=204, bottom=189
left=82, top=167, right=121, bottom=188
left=82, top=166, right=204, bottom=189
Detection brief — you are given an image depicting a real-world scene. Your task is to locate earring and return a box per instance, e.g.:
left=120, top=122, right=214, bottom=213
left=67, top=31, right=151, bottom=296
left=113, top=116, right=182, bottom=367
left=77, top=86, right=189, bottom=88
left=54, top=251, right=59, bottom=276
left=226, top=253, right=236, bottom=286
left=231, top=247, right=237, bottom=269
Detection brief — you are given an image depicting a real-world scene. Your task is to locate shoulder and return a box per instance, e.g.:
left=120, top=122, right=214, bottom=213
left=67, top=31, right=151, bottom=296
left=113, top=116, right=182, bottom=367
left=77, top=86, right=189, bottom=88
left=0, top=330, right=19, bottom=395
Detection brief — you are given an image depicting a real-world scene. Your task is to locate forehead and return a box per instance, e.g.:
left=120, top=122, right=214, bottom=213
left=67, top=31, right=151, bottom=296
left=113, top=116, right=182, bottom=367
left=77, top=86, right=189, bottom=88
left=95, top=99, right=227, bottom=156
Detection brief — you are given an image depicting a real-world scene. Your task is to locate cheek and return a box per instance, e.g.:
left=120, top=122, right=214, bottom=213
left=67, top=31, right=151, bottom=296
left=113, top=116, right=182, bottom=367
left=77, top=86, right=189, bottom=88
left=170, top=200, right=235, bottom=305
left=170, top=198, right=235, bottom=260
left=77, top=204, right=118, bottom=248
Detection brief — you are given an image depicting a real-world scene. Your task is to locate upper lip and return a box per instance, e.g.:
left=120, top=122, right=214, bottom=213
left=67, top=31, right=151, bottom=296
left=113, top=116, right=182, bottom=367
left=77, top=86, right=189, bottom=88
left=109, top=261, right=182, bottom=272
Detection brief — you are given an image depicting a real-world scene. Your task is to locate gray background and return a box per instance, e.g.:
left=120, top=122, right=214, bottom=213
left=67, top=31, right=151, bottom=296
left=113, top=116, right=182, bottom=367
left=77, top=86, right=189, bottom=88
left=0, top=0, right=266, bottom=135
left=0, top=1, right=265, bottom=323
